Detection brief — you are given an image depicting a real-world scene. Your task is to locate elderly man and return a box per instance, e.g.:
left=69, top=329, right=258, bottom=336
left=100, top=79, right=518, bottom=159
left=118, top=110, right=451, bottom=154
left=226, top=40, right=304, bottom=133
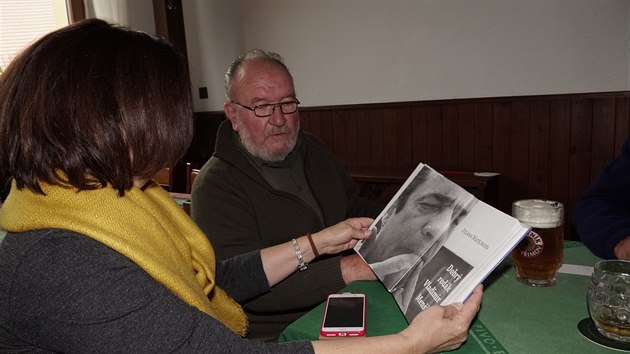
left=191, top=49, right=384, bottom=341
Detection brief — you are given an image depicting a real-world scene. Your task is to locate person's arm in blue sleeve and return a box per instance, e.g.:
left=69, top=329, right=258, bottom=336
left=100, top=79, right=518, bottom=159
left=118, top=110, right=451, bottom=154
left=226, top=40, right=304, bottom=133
left=574, top=140, right=630, bottom=259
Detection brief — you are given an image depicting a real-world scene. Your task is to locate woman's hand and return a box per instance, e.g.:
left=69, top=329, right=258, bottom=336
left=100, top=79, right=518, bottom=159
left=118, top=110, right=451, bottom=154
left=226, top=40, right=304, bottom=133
left=400, top=284, right=483, bottom=353
left=260, top=217, right=372, bottom=287
left=313, top=217, right=373, bottom=256
left=312, top=285, right=483, bottom=354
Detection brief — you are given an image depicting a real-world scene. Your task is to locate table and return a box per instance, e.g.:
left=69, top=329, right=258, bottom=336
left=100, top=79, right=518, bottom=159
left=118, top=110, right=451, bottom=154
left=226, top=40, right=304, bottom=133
left=280, top=241, right=617, bottom=353
left=169, top=192, right=191, bottom=214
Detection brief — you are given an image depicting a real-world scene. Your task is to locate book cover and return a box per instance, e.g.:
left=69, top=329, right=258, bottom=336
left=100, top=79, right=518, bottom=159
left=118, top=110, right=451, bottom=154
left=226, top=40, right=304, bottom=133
left=354, top=163, right=529, bottom=322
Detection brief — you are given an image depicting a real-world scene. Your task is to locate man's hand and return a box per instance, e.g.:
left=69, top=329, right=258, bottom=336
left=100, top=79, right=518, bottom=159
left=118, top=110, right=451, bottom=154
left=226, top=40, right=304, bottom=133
left=614, top=236, right=630, bottom=260
left=340, top=252, right=376, bottom=284
left=370, top=253, right=418, bottom=277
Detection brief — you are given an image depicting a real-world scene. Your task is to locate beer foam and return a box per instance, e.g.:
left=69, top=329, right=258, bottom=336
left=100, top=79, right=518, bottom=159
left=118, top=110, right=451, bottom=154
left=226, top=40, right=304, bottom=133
left=512, top=199, right=564, bottom=228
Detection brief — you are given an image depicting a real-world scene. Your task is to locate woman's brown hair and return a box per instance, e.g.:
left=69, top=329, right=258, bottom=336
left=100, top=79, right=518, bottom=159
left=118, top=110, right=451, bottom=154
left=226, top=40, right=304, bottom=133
left=0, top=19, right=193, bottom=195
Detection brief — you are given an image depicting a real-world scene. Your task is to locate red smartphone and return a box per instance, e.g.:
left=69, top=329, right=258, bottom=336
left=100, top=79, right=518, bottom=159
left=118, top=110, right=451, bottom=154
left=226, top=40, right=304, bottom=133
left=319, top=292, right=367, bottom=337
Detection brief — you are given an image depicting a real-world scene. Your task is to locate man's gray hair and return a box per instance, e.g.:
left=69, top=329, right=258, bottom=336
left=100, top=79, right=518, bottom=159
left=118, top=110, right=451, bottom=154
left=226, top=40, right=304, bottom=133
left=224, top=49, right=293, bottom=100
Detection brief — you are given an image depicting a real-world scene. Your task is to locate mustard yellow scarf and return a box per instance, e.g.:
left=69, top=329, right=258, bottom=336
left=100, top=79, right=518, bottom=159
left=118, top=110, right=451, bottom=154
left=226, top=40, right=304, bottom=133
left=0, top=180, right=248, bottom=336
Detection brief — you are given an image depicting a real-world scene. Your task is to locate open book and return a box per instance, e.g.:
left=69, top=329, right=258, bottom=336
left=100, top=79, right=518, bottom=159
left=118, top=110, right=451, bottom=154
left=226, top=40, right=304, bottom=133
left=354, top=163, right=529, bottom=323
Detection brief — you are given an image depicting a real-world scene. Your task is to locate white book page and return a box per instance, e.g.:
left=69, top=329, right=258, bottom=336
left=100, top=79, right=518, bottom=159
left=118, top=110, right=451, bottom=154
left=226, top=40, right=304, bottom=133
left=440, top=201, right=528, bottom=304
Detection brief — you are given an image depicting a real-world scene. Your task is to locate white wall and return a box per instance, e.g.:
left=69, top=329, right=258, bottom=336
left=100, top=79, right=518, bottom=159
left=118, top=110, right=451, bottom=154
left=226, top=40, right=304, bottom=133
left=183, top=0, right=630, bottom=112
left=182, top=0, right=244, bottom=110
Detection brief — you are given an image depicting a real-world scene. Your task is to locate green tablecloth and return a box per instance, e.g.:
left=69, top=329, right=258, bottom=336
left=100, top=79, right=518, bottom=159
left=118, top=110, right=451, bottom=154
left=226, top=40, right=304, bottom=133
left=280, top=241, right=617, bottom=353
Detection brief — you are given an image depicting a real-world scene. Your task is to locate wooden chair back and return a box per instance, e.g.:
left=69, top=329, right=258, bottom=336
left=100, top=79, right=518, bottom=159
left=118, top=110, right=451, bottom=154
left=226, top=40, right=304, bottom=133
left=153, top=167, right=172, bottom=191
left=186, top=163, right=200, bottom=194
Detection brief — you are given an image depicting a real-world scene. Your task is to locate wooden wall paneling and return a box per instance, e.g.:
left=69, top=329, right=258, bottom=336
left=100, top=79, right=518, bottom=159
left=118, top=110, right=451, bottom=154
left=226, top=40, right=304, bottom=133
left=589, top=97, right=617, bottom=182
left=411, top=105, right=429, bottom=164
left=185, top=91, right=630, bottom=239
left=614, top=96, right=630, bottom=159
left=474, top=103, right=494, bottom=172
left=567, top=98, right=594, bottom=239
left=300, top=111, right=312, bottom=132
left=567, top=98, right=594, bottom=236
left=186, top=112, right=224, bottom=161
left=491, top=102, right=512, bottom=213
left=344, top=110, right=359, bottom=169
left=314, top=110, right=325, bottom=139
left=304, top=111, right=321, bottom=141
left=424, top=105, right=443, bottom=167
left=548, top=100, right=571, bottom=213
left=528, top=100, right=551, bottom=198
left=177, top=112, right=225, bottom=192
left=509, top=101, right=531, bottom=203
left=491, top=102, right=511, bottom=175
left=319, top=110, right=335, bottom=155
left=457, top=103, right=476, bottom=172
left=331, top=110, right=347, bottom=166
left=396, top=107, right=414, bottom=170
left=356, top=109, right=372, bottom=168
left=369, top=109, right=385, bottom=169
left=301, top=111, right=312, bottom=134
left=382, top=108, right=399, bottom=170
left=441, top=105, right=458, bottom=170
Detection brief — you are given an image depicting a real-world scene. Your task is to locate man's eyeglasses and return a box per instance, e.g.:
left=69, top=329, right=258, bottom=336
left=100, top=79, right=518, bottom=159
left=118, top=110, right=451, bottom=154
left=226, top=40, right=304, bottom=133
left=232, top=99, right=300, bottom=118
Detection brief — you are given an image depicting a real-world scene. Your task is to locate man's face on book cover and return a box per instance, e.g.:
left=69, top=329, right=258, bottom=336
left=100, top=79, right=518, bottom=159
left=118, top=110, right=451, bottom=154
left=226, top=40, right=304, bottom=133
left=380, top=173, right=464, bottom=261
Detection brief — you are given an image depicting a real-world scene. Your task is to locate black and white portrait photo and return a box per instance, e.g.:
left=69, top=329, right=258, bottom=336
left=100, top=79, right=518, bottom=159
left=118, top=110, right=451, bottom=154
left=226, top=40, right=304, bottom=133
left=357, top=166, right=476, bottom=290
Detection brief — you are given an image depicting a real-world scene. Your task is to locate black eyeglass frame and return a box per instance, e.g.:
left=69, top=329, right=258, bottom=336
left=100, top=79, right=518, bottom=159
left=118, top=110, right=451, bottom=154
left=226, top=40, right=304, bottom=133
left=232, top=99, right=301, bottom=118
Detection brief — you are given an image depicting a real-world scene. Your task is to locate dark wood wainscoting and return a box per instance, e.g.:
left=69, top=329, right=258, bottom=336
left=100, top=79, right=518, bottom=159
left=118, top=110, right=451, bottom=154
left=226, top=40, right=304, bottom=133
left=298, top=91, right=630, bottom=240
left=167, top=111, right=225, bottom=192
left=185, top=91, right=630, bottom=240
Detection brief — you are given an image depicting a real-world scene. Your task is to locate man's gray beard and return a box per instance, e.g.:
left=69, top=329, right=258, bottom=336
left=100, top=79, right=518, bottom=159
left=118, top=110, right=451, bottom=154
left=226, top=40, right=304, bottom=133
left=238, top=120, right=300, bottom=162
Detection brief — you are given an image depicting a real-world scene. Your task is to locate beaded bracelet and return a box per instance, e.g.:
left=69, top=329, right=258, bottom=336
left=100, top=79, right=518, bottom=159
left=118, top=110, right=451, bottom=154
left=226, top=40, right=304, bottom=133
left=291, top=238, right=308, bottom=271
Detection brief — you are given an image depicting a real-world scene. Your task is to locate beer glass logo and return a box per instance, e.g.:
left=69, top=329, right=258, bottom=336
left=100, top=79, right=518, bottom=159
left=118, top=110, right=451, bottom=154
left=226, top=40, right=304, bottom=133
left=517, top=230, right=544, bottom=258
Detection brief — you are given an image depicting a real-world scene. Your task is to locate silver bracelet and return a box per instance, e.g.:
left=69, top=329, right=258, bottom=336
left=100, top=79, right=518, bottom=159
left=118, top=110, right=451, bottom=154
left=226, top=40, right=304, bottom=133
left=291, top=238, right=308, bottom=271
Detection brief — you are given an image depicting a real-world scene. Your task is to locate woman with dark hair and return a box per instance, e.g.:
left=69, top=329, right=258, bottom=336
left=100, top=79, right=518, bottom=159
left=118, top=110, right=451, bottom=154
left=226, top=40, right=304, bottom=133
left=0, top=19, right=481, bottom=353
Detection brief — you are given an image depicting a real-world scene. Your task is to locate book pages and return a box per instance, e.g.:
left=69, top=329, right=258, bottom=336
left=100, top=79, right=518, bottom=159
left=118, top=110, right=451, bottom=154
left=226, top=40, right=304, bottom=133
left=354, top=164, right=529, bottom=322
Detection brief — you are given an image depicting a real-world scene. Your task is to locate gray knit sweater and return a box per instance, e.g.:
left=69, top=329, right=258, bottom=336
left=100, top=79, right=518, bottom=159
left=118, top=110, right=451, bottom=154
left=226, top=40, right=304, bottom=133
left=0, top=229, right=314, bottom=353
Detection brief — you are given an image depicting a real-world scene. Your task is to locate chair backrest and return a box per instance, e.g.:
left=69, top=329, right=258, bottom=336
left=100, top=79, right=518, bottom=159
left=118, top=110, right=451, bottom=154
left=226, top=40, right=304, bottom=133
left=154, top=167, right=172, bottom=191
left=182, top=201, right=191, bottom=215
left=186, top=163, right=200, bottom=194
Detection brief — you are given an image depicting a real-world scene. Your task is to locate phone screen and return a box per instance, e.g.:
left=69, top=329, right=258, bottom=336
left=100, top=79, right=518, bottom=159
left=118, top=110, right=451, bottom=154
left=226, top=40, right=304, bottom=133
left=323, top=296, right=365, bottom=327
left=320, top=293, right=366, bottom=337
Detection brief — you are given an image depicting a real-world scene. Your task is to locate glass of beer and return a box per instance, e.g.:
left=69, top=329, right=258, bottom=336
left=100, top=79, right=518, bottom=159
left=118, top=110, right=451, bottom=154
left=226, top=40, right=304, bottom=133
left=510, top=199, right=564, bottom=286
left=588, top=260, right=630, bottom=342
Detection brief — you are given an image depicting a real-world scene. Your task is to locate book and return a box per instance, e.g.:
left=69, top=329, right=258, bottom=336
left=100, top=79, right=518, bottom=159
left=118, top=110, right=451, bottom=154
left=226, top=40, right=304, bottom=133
left=354, top=163, right=529, bottom=323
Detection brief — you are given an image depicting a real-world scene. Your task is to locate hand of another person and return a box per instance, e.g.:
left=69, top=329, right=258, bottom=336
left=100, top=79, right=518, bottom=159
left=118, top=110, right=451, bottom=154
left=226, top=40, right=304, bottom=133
left=370, top=253, right=418, bottom=277
left=313, top=218, right=373, bottom=256
left=614, top=236, right=630, bottom=260
left=399, top=284, right=483, bottom=353
left=340, top=253, right=377, bottom=284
